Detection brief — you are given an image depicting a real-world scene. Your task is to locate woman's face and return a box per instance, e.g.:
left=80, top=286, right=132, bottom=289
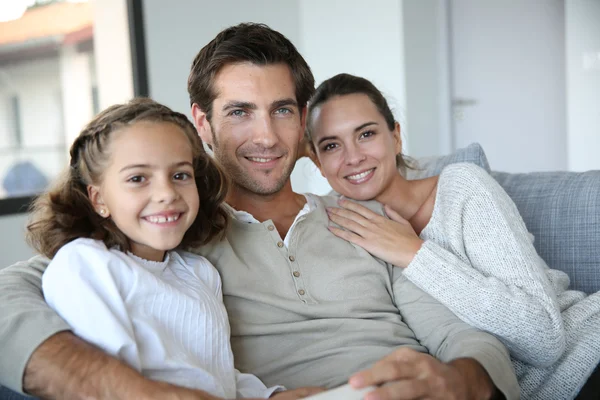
left=310, top=93, right=401, bottom=201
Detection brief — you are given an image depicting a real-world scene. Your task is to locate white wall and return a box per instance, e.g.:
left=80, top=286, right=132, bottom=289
left=402, top=0, right=452, bottom=158
left=566, top=0, right=600, bottom=171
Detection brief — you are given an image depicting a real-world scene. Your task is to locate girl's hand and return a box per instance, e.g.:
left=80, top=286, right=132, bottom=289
left=326, top=199, right=423, bottom=268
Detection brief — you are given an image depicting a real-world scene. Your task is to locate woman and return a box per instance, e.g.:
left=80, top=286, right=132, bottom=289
left=304, top=73, right=600, bottom=400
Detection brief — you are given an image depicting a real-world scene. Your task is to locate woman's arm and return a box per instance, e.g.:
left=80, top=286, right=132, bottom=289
left=402, top=164, right=564, bottom=366
left=327, top=164, right=565, bottom=367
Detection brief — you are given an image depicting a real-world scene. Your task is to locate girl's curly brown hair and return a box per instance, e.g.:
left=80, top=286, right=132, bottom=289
left=27, top=98, right=229, bottom=259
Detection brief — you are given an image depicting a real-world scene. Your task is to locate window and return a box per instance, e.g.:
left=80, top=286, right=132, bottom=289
left=0, top=0, right=143, bottom=214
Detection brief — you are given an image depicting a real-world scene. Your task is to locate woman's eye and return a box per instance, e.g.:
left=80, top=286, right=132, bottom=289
left=360, top=130, right=375, bottom=139
left=174, top=172, right=192, bottom=181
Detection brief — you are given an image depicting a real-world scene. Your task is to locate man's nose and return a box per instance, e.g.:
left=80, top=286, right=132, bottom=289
left=251, top=115, right=277, bottom=148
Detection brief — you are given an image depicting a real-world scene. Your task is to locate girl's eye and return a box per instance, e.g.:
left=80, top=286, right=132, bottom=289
left=173, top=172, right=192, bottom=181
left=322, top=143, right=338, bottom=152
left=128, top=175, right=145, bottom=183
left=360, top=130, right=375, bottom=139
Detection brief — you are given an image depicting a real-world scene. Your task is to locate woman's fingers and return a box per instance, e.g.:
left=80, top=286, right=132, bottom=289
left=327, top=209, right=370, bottom=236
left=383, top=204, right=409, bottom=225
left=328, top=226, right=366, bottom=247
left=337, top=198, right=382, bottom=221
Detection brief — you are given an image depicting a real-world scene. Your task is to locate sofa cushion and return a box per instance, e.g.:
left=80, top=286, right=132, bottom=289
left=404, top=142, right=491, bottom=179
left=492, top=170, right=600, bottom=294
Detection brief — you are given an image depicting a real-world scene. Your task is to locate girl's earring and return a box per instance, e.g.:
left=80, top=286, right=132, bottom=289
left=100, top=209, right=106, bottom=216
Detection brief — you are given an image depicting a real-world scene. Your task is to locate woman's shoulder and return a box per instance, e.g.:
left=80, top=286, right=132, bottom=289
left=437, top=162, right=498, bottom=195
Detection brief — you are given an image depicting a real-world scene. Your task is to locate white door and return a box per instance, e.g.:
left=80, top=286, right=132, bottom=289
left=450, top=0, right=567, bottom=172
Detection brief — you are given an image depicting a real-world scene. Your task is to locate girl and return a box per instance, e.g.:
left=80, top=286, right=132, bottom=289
left=304, top=73, right=600, bottom=400
left=27, top=98, right=291, bottom=399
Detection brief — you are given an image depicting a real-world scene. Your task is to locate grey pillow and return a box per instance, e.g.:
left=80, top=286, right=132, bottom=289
left=492, top=170, right=600, bottom=294
left=404, top=143, right=491, bottom=179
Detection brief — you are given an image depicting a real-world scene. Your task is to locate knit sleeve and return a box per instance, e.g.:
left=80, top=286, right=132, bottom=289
left=42, top=239, right=142, bottom=370
left=404, top=163, right=565, bottom=367
left=392, top=273, right=520, bottom=400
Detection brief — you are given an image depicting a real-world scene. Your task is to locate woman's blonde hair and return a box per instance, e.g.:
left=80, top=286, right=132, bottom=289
left=27, top=98, right=229, bottom=259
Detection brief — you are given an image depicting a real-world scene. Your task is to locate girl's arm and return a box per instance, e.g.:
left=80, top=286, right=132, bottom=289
left=42, top=239, right=142, bottom=370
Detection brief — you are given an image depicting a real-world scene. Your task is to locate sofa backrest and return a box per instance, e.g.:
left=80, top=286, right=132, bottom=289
left=492, top=170, right=600, bottom=293
left=409, top=143, right=600, bottom=294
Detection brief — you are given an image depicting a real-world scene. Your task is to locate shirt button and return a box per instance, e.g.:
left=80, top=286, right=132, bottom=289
left=289, top=255, right=295, bottom=262
left=268, top=225, right=275, bottom=231
left=293, top=271, right=300, bottom=277
left=298, top=289, right=305, bottom=296
left=277, top=241, right=284, bottom=248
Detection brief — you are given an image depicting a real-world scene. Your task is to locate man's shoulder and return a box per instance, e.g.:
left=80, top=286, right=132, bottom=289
left=309, top=193, right=386, bottom=217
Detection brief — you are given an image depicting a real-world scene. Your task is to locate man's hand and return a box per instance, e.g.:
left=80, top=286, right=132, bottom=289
left=270, top=387, right=326, bottom=399
left=348, top=348, right=498, bottom=400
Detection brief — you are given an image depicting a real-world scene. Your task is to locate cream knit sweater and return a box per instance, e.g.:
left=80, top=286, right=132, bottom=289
left=404, top=163, right=600, bottom=399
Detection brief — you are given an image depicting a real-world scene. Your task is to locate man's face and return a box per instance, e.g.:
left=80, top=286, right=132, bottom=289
left=194, top=63, right=305, bottom=196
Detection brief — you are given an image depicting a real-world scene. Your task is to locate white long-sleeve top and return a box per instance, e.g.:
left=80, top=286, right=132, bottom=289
left=42, top=238, right=282, bottom=399
left=404, top=163, right=600, bottom=399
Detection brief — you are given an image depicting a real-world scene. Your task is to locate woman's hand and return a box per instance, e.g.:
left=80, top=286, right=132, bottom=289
left=326, top=199, right=423, bottom=268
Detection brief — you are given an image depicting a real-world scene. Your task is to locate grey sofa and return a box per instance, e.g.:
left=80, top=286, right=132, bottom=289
left=1, top=143, right=599, bottom=399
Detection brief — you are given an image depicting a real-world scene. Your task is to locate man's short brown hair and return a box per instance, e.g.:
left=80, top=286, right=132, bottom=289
left=187, top=23, right=315, bottom=121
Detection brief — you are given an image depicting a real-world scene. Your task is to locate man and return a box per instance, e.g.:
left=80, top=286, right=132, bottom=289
left=0, top=23, right=519, bottom=400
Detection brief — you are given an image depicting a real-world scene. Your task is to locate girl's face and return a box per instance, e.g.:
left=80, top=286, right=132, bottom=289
left=310, top=93, right=401, bottom=201
left=88, top=121, right=200, bottom=261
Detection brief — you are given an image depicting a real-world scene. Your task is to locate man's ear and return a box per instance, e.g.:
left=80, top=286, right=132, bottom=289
left=191, top=103, right=213, bottom=148
left=87, top=185, right=109, bottom=218
left=299, top=107, right=308, bottom=142
left=394, top=121, right=402, bottom=155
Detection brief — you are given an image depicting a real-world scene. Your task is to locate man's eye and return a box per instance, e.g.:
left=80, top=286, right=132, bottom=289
left=230, top=109, right=246, bottom=117
left=274, top=108, right=292, bottom=114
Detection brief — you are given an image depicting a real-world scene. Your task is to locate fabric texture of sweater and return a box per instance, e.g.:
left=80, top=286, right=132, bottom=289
left=404, top=163, right=600, bottom=399
left=42, top=238, right=280, bottom=399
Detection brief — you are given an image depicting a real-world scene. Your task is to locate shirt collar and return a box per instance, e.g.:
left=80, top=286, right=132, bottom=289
left=224, top=193, right=317, bottom=224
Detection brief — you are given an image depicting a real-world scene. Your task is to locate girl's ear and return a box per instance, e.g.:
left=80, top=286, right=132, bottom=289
left=394, top=122, right=402, bottom=155
left=87, top=185, right=110, bottom=218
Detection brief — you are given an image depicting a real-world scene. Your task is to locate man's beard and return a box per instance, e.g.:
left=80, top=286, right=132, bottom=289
left=211, top=131, right=297, bottom=196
